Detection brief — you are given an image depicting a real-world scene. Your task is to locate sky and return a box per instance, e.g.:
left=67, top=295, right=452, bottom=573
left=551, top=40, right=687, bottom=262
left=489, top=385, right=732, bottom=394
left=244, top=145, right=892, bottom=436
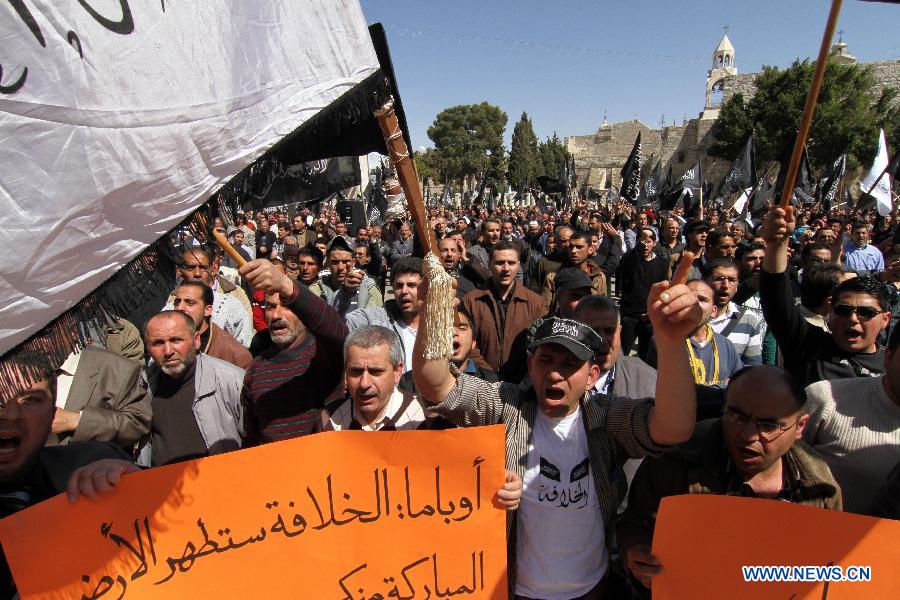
left=358, top=0, right=899, bottom=151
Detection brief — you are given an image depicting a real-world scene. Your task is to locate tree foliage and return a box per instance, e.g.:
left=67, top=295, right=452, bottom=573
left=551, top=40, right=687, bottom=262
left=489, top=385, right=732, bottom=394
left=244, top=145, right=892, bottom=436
left=413, top=148, right=446, bottom=184
left=537, top=132, right=571, bottom=179
left=507, top=112, right=541, bottom=191
left=711, top=59, right=898, bottom=173
left=426, top=102, right=508, bottom=182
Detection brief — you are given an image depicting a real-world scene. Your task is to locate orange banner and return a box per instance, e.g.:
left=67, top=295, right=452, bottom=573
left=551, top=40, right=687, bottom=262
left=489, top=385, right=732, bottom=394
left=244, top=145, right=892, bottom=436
left=652, top=494, right=900, bottom=599
left=0, top=426, right=508, bottom=599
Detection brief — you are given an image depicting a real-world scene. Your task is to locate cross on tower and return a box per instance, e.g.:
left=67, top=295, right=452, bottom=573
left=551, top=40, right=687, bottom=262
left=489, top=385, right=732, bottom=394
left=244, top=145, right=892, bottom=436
left=838, top=29, right=844, bottom=43
left=723, top=25, right=730, bottom=36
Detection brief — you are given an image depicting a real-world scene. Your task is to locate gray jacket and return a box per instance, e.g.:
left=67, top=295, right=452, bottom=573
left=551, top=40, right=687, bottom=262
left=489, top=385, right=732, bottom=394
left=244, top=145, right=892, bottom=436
left=320, top=276, right=383, bottom=318
left=139, top=353, right=245, bottom=466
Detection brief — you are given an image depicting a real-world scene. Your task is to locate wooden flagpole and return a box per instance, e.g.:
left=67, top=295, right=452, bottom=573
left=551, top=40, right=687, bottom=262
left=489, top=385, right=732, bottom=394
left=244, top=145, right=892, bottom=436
left=779, top=0, right=844, bottom=209
left=373, top=98, right=437, bottom=254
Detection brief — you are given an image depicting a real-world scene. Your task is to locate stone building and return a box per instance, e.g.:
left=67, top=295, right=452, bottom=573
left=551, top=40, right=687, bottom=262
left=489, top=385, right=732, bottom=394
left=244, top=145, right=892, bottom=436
left=567, top=35, right=900, bottom=193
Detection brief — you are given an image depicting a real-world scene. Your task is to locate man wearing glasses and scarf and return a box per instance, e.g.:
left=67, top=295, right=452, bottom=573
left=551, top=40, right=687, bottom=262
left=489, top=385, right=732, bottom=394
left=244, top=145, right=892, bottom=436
left=617, top=365, right=841, bottom=594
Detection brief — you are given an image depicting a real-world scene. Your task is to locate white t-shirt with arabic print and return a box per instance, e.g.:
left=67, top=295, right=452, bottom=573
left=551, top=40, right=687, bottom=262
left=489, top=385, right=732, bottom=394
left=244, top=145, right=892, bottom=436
left=515, top=406, right=607, bottom=599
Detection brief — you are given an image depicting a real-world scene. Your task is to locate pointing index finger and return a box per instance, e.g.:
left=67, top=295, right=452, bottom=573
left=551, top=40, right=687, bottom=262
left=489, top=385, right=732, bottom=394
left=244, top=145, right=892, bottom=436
left=672, top=250, right=695, bottom=286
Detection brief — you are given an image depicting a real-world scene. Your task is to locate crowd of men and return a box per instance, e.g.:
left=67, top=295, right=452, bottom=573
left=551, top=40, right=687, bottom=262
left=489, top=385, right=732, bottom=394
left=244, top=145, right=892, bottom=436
left=3, top=194, right=900, bottom=599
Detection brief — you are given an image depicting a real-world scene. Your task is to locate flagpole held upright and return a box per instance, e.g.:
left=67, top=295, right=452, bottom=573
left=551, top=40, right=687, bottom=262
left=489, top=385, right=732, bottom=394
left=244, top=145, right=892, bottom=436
left=779, top=0, right=844, bottom=209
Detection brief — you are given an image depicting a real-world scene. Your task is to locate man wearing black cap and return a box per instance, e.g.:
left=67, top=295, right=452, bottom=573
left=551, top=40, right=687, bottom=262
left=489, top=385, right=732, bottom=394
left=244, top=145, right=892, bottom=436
left=320, top=235, right=383, bottom=318
left=550, top=267, right=595, bottom=319
left=414, top=275, right=702, bottom=599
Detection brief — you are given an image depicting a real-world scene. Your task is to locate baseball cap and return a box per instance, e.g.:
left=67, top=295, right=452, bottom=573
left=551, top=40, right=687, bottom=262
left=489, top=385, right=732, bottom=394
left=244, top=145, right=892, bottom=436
left=326, top=235, right=354, bottom=254
left=554, top=268, right=593, bottom=292
left=527, top=317, right=604, bottom=362
left=683, top=220, right=711, bottom=234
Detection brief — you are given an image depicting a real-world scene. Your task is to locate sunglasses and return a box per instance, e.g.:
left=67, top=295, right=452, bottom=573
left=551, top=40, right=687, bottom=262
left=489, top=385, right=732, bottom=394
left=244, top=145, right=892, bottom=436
left=832, top=304, right=885, bottom=321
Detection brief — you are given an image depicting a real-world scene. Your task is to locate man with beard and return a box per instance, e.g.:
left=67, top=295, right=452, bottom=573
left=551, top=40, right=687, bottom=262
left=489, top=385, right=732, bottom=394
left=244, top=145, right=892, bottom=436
left=464, top=241, right=544, bottom=380
left=140, top=311, right=245, bottom=466
left=172, top=281, right=252, bottom=369
left=705, top=258, right=764, bottom=366
left=760, top=206, right=891, bottom=386
left=617, top=366, right=840, bottom=592
left=469, top=219, right=502, bottom=274
left=345, top=257, right=424, bottom=374
left=540, top=231, right=607, bottom=312
left=240, top=259, right=348, bottom=444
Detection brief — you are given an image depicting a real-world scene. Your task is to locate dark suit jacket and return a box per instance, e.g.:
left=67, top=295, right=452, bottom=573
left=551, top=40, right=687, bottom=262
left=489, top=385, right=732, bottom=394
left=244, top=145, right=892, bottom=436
left=46, top=347, right=152, bottom=449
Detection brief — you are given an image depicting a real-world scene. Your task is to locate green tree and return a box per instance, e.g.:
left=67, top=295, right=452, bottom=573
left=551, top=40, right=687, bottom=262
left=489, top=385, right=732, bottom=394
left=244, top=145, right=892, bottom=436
left=537, top=132, right=571, bottom=178
left=711, top=59, right=898, bottom=173
left=413, top=148, right=447, bottom=184
left=507, top=112, right=540, bottom=191
left=426, top=102, right=508, bottom=182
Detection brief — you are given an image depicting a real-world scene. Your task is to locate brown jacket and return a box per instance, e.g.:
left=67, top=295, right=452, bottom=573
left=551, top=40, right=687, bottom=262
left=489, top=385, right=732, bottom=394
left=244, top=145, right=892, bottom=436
left=204, top=323, right=253, bottom=370
left=46, top=347, right=152, bottom=449
left=463, top=283, right=545, bottom=373
left=617, top=418, right=842, bottom=556
left=540, top=260, right=608, bottom=312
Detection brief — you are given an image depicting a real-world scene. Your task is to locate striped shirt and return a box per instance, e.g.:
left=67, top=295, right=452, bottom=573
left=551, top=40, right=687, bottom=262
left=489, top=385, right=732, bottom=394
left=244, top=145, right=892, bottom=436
left=242, top=282, right=348, bottom=445
left=431, top=373, right=665, bottom=593
left=322, top=389, right=426, bottom=431
left=710, top=302, right=764, bottom=365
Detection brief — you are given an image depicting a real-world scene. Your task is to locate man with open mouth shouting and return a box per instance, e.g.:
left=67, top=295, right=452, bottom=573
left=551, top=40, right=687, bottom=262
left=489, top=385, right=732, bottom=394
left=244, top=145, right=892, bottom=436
left=759, top=205, right=891, bottom=386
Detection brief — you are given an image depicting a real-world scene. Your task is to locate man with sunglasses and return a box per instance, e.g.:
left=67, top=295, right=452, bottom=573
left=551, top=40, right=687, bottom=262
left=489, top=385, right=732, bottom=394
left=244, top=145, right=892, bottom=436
left=759, top=206, right=890, bottom=386
left=617, top=365, right=841, bottom=593
left=802, top=323, right=900, bottom=515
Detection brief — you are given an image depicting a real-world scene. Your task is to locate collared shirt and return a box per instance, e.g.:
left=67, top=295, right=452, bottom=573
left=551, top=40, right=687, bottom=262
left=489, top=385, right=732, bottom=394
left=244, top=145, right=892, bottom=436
left=709, top=302, right=764, bottom=365
left=323, top=388, right=425, bottom=431
left=843, top=242, right=884, bottom=273
left=55, top=351, right=82, bottom=409
left=592, top=363, right=616, bottom=396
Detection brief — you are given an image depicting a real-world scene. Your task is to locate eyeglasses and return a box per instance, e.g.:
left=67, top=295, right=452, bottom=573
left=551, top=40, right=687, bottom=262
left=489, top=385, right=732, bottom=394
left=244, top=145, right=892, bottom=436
left=832, top=304, right=886, bottom=321
left=709, top=275, right=739, bottom=285
left=724, top=406, right=800, bottom=441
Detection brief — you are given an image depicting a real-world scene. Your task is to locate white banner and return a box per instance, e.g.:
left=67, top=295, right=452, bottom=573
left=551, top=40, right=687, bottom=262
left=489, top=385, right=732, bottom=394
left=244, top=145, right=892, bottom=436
left=0, top=0, right=379, bottom=356
left=860, top=128, right=893, bottom=217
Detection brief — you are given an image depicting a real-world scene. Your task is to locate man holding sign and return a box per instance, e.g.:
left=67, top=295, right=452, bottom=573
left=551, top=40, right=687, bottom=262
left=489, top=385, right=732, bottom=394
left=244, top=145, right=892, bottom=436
left=617, top=365, right=841, bottom=593
left=413, top=257, right=702, bottom=599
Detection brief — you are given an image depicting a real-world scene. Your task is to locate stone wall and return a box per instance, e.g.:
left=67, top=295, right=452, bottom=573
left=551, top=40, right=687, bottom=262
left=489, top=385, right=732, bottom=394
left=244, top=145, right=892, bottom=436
left=569, top=58, right=899, bottom=193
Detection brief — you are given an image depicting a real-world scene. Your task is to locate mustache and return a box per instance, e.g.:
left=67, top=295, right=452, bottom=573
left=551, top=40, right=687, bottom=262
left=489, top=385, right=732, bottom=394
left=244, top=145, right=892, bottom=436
left=270, top=319, right=290, bottom=328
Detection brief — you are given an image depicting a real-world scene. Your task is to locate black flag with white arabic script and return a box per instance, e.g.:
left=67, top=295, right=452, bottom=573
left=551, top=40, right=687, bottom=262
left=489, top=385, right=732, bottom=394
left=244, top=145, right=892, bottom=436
left=818, top=154, right=846, bottom=212
left=619, top=133, right=642, bottom=204
left=720, top=133, right=756, bottom=197
left=637, top=160, right=662, bottom=208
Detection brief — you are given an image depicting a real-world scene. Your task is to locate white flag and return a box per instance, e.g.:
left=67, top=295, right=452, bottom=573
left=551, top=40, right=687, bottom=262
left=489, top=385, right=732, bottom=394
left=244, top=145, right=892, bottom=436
left=0, top=0, right=378, bottom=355
left=859, top=129, right=892, bottom=217
left=732, top=187, right=753, bottom=214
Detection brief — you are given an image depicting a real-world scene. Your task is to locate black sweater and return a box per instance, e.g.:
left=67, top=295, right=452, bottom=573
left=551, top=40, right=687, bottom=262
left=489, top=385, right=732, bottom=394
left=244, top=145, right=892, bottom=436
left=617, top=251, right=669, bottom=317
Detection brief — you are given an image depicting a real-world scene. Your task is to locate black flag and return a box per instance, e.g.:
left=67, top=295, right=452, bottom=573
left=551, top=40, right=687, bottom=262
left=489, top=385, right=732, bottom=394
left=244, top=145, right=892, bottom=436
left=366, top=168, right=387, bottom=226
left=750, top=177, right=772, bottom=217
left=774, top=143, right=814, bottom=204
left=720, top=133, right=757, bottom=197
left=619, top=133, right=642, bottom=204
left=638, top=160, right=662, bottom=208
left=818, top=154, right=846, bottom=212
